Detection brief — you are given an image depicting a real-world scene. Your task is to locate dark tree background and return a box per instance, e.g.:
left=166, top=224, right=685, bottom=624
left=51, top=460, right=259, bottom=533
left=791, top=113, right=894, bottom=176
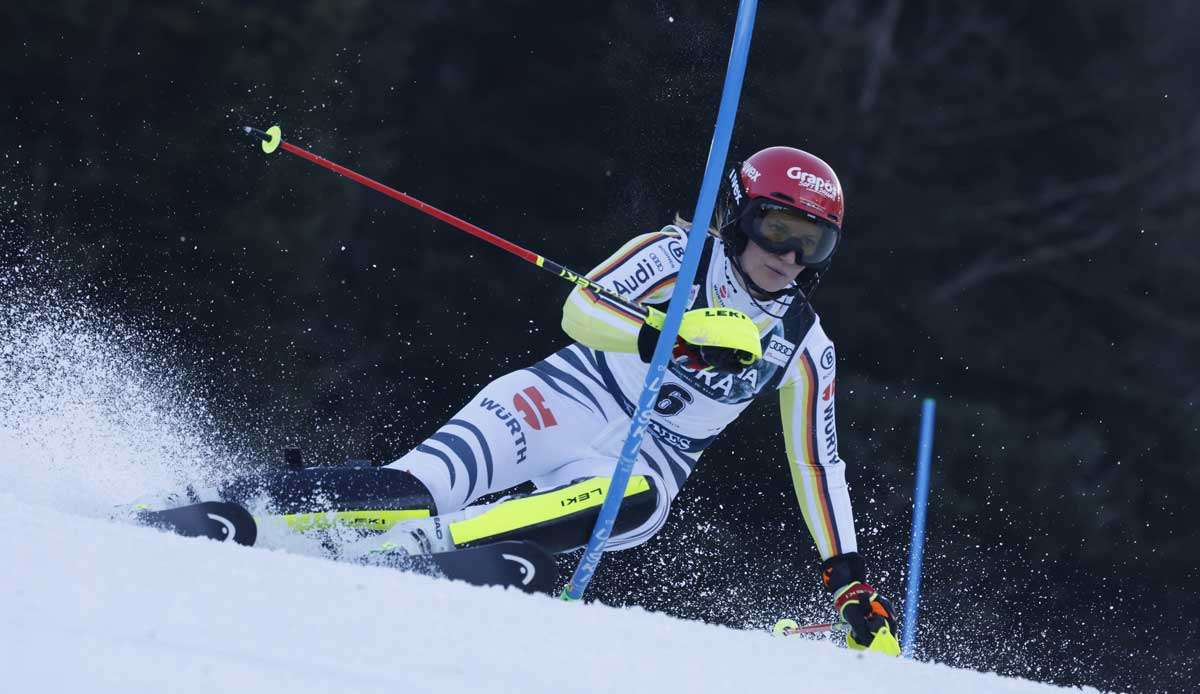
left=4, top=2, right=1198, bottom=690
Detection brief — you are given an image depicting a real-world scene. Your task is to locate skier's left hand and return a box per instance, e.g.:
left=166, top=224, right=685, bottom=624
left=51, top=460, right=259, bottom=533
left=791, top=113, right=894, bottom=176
left=638, top=307, right=762, bottom=372
left=821, top=552, right=901, bottom=656
left=668, top=337, right=749, bottom=372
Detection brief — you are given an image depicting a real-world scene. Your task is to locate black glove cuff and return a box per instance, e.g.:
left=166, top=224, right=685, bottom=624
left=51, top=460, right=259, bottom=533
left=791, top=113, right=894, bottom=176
left=820, top=552, right=867, bottom=593
left=637, top=321, right=660, bottom=363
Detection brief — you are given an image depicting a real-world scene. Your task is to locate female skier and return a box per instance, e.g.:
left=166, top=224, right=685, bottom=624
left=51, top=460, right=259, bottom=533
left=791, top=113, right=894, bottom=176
left=222, top=146, right=898, bottom=653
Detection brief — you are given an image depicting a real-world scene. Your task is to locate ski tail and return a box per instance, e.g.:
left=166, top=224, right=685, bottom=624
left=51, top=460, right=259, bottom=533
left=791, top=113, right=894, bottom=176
left=363, top=541, right=557, bottom=594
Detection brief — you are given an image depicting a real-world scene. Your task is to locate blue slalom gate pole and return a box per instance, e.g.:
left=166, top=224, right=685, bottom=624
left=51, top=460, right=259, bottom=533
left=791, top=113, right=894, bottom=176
left=901, top=398, right=937, bottom=657
left=561, top=0, right=758, bottom=601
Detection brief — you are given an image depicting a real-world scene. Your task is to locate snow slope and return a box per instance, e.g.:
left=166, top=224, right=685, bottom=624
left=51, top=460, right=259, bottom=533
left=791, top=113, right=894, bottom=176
left=3, top=496, right=1098, bottom=694
left=0, top=251, right=1104, bottom=693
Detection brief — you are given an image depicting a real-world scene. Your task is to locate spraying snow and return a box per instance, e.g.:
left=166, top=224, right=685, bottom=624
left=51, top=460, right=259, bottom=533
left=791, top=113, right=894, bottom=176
left=0, top=279, right=237, bottom=515
left=0, top=240, right=1104, bottom=693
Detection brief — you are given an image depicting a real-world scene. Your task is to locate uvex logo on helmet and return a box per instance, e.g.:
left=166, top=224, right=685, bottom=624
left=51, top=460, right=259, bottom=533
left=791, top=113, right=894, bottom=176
left=728, top=169, right=744, bottom=205
left=786, top=167, right=839, bottom=201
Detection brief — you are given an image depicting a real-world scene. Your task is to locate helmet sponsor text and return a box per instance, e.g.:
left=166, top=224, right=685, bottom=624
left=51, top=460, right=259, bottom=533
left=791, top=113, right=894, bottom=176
left=786, top=167, right=839, bottom=201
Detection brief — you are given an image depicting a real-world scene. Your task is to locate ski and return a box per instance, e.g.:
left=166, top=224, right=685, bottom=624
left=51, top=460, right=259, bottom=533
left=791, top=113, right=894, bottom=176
left=362, top=541, right=558, bottom=595
left=138, top=500, right=556, bottom=593
left=137, top=501, right=258, bottom=546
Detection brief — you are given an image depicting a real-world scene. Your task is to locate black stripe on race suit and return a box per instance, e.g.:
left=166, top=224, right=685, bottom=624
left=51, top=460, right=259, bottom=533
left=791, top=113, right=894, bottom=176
left=519, top=366, right=593, bottom=415
left=590, top=347, right=718, bottom=454
left=637, top=450, right=668, bottom=487
left=429, top=431, right=480, bottom=503
left=446, top=419, right=494, bottom=488
left=415, top=443, right=456, bottom=488
left=648, top=435, right=691, bottom=490
left=559, top=345, right=610, bottom=393
left=524, top=361, right=609, bottom=420
left=535, top=357, right=611, bottom=418
left=593, top=350, right=636, bottom=416
left=572, top=343, right=610, bottom=386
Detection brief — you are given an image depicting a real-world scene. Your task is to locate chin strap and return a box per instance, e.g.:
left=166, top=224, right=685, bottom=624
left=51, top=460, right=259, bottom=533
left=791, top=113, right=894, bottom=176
left=728, top=251, right=797, bottom=300
left=727, top=253, right=794, bottom=319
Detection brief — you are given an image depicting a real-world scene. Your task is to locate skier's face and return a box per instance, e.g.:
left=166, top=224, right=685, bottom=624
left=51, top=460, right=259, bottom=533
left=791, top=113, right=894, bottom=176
left=738, top=237, right=804, bottom=296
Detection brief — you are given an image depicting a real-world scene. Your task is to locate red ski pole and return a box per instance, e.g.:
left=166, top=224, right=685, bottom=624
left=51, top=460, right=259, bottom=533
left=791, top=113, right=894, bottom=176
left=772, top=618, right=850, bottom=636
left=241, top=125, right=651, bottom=320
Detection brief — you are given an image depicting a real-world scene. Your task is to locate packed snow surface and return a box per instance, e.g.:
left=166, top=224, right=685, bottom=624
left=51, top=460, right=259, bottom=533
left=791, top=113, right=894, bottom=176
left=3, top=497, right=1098, bottom=694
left=0, top=252, right=1103, bottom=693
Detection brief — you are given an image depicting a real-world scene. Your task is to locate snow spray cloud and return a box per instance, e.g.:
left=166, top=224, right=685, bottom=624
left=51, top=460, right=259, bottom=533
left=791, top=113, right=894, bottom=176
left=0, top=236, right=247, bottom=517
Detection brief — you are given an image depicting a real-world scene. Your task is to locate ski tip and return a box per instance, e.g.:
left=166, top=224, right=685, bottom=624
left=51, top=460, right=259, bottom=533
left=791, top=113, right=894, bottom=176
left=261, top=125, right=282, bottom=154
left=137, top=501, right=258, bottom=547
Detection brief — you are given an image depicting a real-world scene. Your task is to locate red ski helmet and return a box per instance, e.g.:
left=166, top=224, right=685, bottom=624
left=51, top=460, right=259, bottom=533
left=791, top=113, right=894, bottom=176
left=721, top=147, right=844, bottom=264
left=719, top=146, right=845, bottom=300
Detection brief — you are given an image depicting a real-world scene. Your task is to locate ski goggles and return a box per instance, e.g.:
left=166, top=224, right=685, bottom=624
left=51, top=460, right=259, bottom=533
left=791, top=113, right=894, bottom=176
left=741, top=200, right=840, bottom=266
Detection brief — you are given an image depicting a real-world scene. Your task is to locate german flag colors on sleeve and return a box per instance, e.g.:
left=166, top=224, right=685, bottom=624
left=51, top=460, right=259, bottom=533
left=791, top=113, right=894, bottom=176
left=777, top=325, right=858, bottom=560
left=561, top=227, right=685, bottom=353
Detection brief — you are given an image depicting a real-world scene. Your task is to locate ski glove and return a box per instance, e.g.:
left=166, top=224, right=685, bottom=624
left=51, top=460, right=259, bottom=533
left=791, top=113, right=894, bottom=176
left=638, top=307, right=762, bottom=373
left=822, top=552, right=901, bottom=656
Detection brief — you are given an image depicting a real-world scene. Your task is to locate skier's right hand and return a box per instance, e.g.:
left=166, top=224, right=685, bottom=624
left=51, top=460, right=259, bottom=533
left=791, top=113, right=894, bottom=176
left=834, top=581, right=899, bottom=655
left=638, top=307, right=762, bottom=372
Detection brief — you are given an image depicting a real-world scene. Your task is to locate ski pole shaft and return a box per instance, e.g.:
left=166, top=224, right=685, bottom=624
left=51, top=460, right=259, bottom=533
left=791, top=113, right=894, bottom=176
left=561, top=0, right=759, bottom=604
left=772, top=618, right=850, bottom=636
left=241, top=125, right=649, bottom=319
left=783, top=622, right=839, bottom=635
